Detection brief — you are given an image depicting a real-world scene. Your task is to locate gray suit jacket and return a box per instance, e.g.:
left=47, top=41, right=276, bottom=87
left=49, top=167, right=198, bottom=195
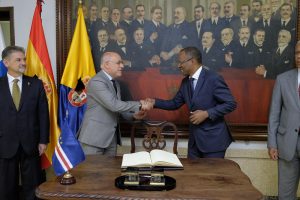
left=78, top=70, right=140, bottom=148
left=268, top=68, right=300, bottom=161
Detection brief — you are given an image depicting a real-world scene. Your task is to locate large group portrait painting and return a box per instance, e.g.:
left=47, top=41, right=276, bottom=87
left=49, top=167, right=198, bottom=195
left=70, top=0, right=298, bottom=132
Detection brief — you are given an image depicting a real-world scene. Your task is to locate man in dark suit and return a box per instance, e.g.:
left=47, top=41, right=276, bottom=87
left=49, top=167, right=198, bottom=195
left=107, top=8, right=123, bottom=41
left=90, top=6, right=110, bottom=45
left=255, top=29, right=294, bottom=79
left=223, top=0, right=239, bottom=27
left=202, top=2, right=226, bottom=41
left=0, top=46, right=49, bottom=200
left=251, top=29, right=272, bottom=68
left=253, top=3, right=277, bottom=50
left=146, top=47, right=236, bottom=159
left=160, top=6, right=194, bottom=68
left=92, top=29, right=114, bottom=72
left=250, top=0, right=262, bottom=22
left=201, top=31, right=224, bottom=71
left=231, top=4, right=255, bottom=40
left=130, top=4, right=150, bottom=39
left=274, top=3, right=296, bottom=46
left=111, top=28, right=132, bottom=68
left=120, top=5, right=134, bottom=39
left=129, top=28, right=160, bottom=70
left=220, top=28, right=239, bottom=68
left=190, top=5, right=206, bottom=47
left=85, top=3, right=100, bottom=40
left=230, top=26, right=255, bottom=68
left=144, top=5, right=167, bottom=55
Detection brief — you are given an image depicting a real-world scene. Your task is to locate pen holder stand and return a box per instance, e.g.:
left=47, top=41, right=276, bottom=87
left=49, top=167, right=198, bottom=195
left=116, top=168, right=176, bottom=191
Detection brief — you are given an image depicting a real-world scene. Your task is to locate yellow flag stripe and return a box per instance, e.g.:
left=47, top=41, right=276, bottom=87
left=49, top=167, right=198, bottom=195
left=61, top=7, right=95, bottom=88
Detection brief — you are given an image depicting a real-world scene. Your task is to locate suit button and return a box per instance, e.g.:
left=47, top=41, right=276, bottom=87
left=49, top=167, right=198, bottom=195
left=295, top=129, right=298, bottom=132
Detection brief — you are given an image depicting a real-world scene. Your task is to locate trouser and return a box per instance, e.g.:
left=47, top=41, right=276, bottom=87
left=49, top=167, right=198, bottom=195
left=278, top=136, right=300, bottom=200
left=0, top=145, right=42, bottom=200
left=81, top=133, right=117, bottom=157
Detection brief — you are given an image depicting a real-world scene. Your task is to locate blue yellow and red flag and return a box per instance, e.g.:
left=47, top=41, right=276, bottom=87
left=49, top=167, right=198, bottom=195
left=52, top=3, right=95, bottom=175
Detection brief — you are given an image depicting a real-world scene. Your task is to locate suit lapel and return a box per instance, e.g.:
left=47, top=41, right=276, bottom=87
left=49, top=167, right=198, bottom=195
left=99, top=70, right=118, bottom=98
left=289, top=69, right=300, bottom=110
left=1, top=76, right=16, bottom=110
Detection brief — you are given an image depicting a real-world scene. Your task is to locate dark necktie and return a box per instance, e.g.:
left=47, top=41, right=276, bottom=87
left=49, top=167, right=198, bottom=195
left=298, top=84, right=300, bottom=98
left=197, top=21, right=201, bottom=29
left=189, top=78, right=195, bottom=97
left=276, top=48, right=280, bottom=55
left=242, top=20, right=246, bottom=26
left=264, top=20, right=269, bottom=28
left=119, top=45, right=126, bottom=54
left=197, top=22, right=201, bottom=37
left=100, top=47, right=105, bottom=52
left=12, top=79, right=21, bottom=110
left=212, top=20, right=217, bottom=25
left=282, top=21, right=286, bottom=27
left=111, top=80, right=117, bottom=94
left=203, top=48, right=207, bottom=54
left=242, top=43, right=246, bottom=47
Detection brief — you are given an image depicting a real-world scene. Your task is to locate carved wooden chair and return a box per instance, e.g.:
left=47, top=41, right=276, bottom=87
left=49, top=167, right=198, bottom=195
left=130, top=120, right=178, bottom=154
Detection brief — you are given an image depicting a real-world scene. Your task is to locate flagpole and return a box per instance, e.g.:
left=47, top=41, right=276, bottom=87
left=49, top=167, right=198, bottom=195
left=54, top=0, right=92, bottom=184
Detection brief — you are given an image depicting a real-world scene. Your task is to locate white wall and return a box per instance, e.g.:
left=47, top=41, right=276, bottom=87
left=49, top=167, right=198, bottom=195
left=0, top=0, right=56, bottom=82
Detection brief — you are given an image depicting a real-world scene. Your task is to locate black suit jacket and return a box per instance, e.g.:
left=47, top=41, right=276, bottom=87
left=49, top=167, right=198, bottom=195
left=265, top=45, right=294, bottom=79
left=0, top=75, right=49, bottom=158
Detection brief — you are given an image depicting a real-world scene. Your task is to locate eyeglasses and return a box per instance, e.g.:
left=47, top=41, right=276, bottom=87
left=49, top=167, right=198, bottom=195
left=176, top=57, right=193, bottom=66
left=108, top=60, right=124, bottom=65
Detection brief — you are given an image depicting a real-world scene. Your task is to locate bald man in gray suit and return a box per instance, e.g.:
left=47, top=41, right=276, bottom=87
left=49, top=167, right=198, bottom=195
left=268, top=41, right=300, bottom=200
left=78, top=52, right=149, bottom=156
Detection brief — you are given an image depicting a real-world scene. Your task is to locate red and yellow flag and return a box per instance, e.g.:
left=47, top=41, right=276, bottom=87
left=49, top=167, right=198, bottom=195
left=25, top=0, right=60, bottom=169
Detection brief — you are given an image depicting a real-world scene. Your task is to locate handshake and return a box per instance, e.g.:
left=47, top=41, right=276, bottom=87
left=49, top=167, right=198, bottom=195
left=133, top=98, right=155, bottom=120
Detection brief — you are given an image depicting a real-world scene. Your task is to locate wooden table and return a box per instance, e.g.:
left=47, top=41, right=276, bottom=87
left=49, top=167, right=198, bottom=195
left=36, top=155, right=263, bottom=200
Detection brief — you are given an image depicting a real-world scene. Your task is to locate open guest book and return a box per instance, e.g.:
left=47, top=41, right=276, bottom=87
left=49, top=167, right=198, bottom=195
left=121, top=149, right=183, bottom=169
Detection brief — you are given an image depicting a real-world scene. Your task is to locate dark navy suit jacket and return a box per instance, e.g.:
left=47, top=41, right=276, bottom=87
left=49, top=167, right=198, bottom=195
left=144, top=21, right=167, bottom=54
left=0, top=75, right=49, bottom=158
left=154, top=68, right=236, bottom=153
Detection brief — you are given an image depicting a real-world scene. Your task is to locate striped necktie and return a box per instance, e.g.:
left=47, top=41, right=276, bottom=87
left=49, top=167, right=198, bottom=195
left=12, top=79, right=21, bottom=110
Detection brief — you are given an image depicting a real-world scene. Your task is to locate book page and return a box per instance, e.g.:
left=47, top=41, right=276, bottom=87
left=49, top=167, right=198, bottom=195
left=121, top=151, right=152, bottom=168
left=150, top=149, right=183, bottom=167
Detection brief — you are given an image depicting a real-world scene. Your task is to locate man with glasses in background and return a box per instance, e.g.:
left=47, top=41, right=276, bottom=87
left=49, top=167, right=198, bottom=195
left=78, top=52, right=150, bottom=156
left=146, top=47, right=236, bottom=159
